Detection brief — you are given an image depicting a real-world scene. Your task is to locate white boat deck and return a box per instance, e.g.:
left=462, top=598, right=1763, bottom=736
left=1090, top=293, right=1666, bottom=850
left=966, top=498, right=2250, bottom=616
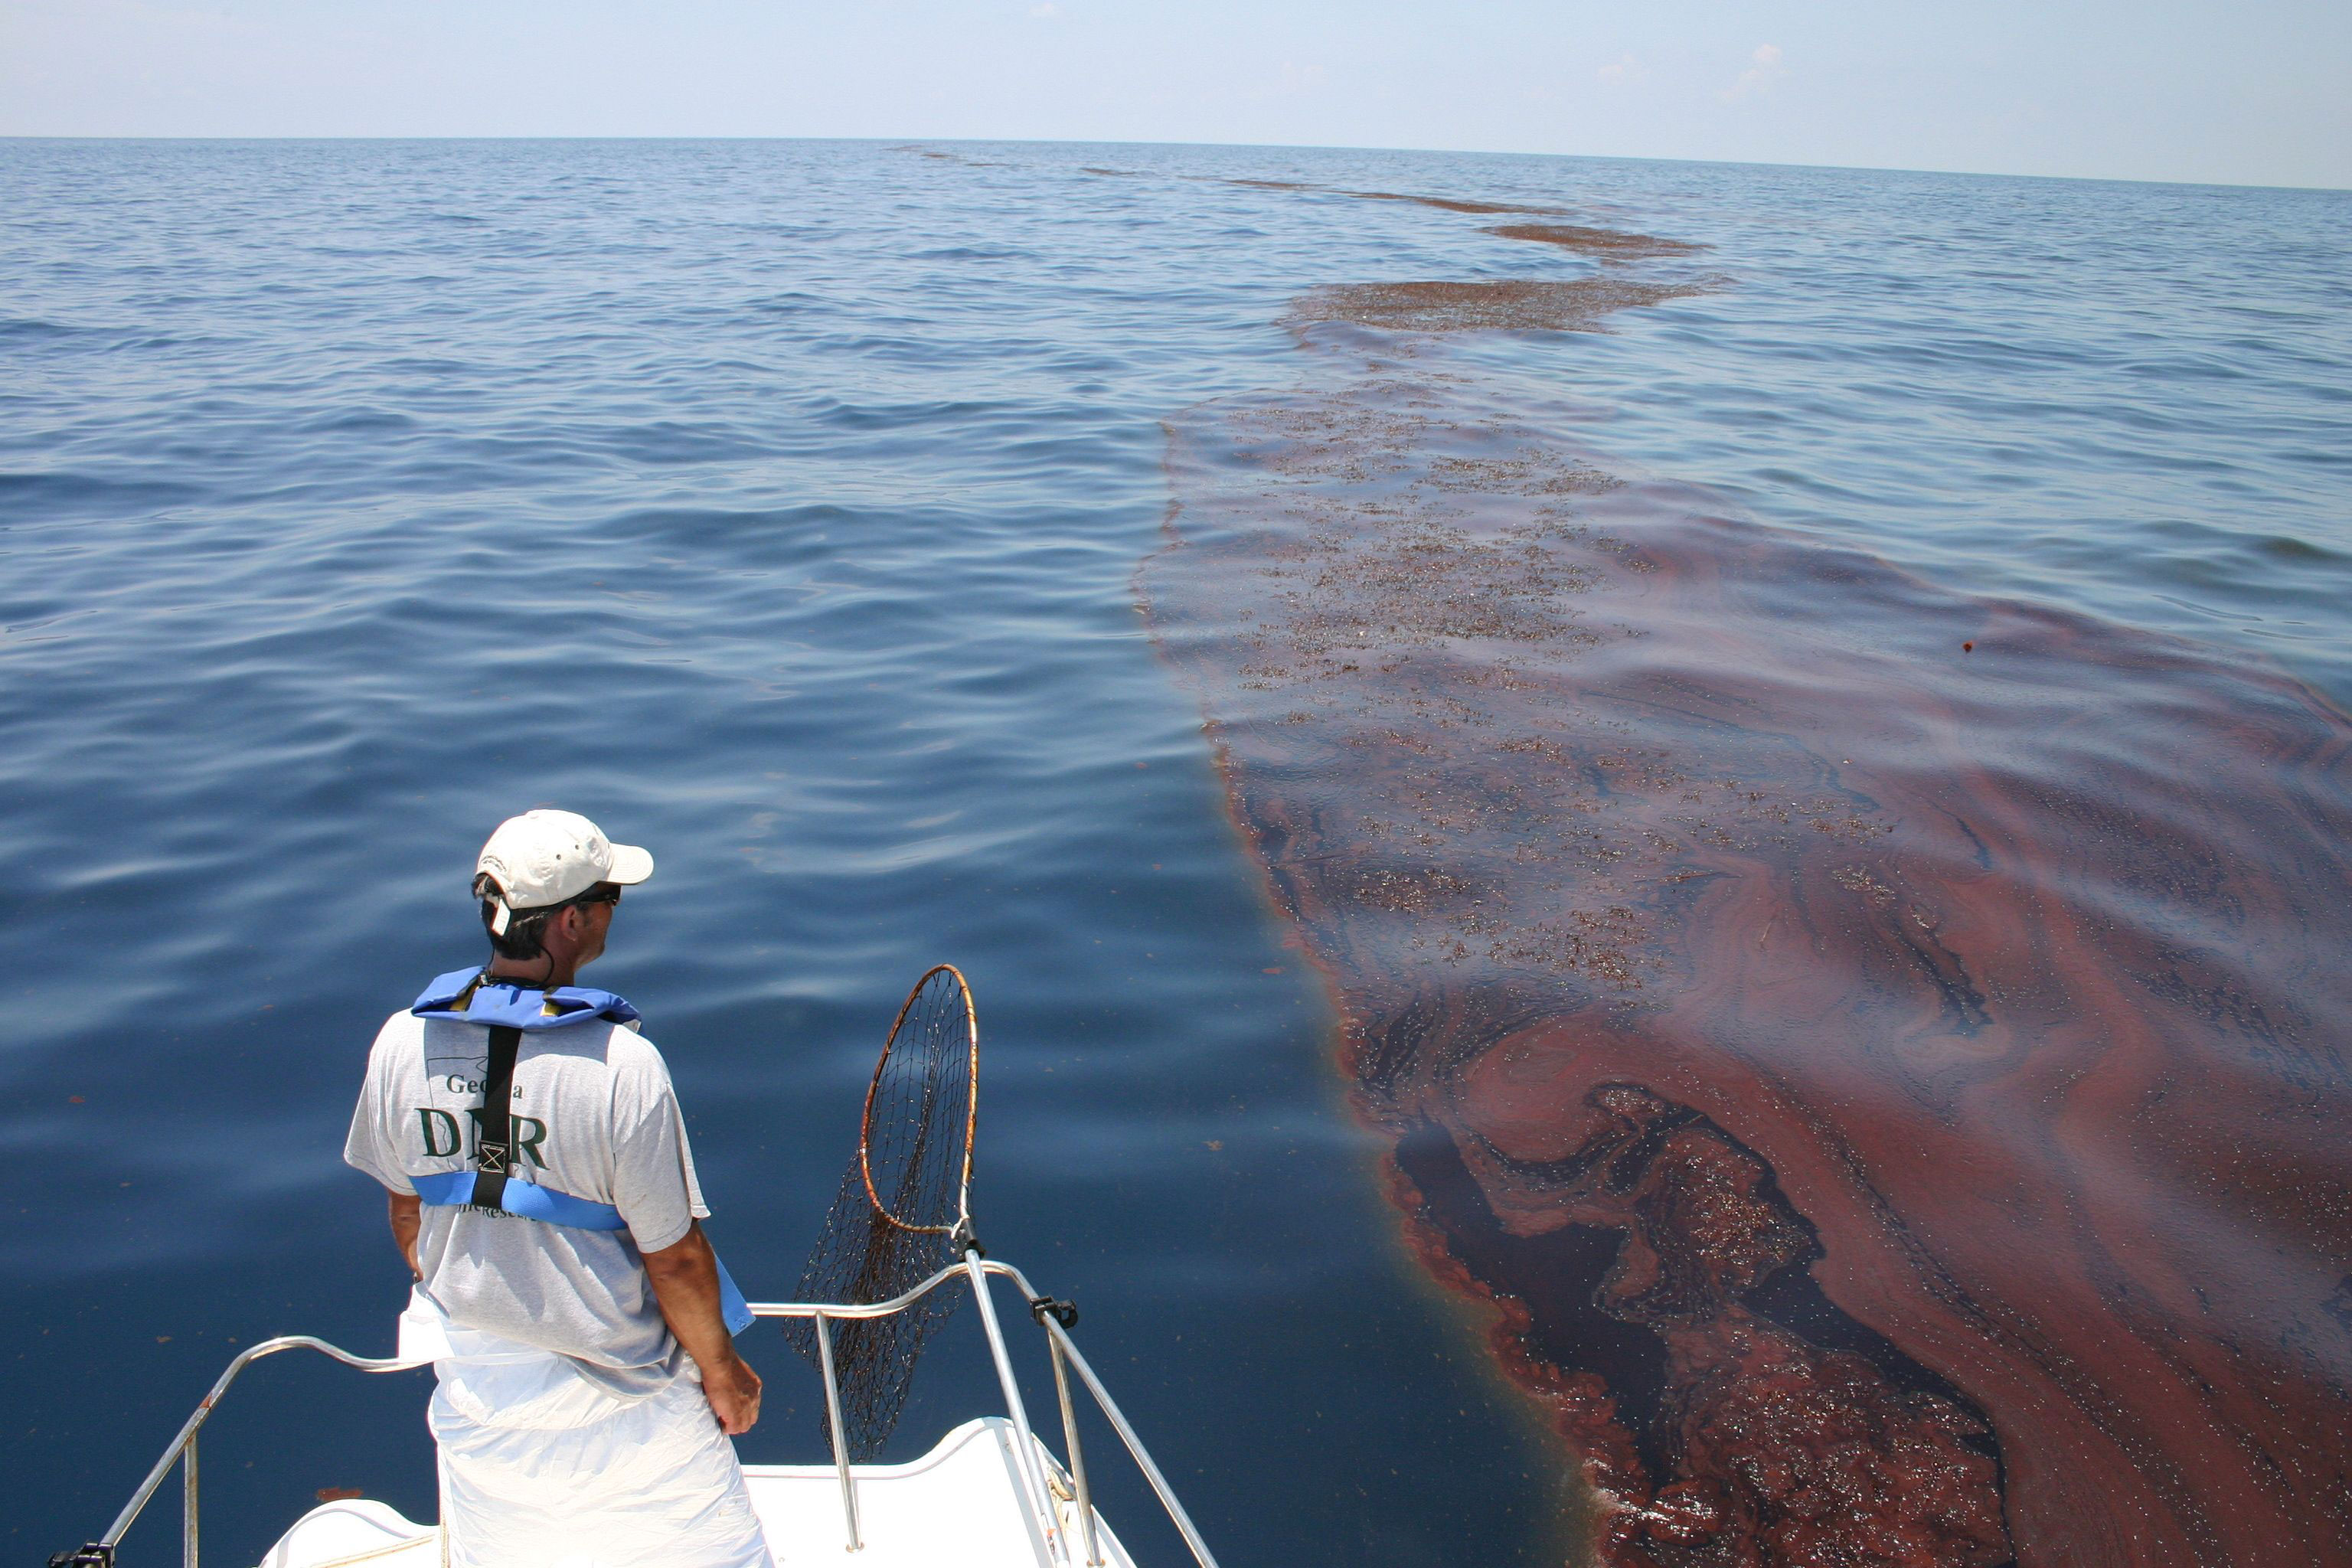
left=67, top=1255, right=1210, bottom=1568
left=255, top=1417, right=1134, bottom=1568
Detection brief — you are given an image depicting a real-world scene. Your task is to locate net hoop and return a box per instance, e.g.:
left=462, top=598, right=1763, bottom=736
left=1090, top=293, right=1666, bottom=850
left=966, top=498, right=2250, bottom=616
left=858, top=962, right=978, bottom=1237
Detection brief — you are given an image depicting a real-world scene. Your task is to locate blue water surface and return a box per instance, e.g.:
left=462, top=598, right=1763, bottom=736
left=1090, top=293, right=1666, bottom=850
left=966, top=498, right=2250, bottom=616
left=2, top=139, right=2347, bottom=1566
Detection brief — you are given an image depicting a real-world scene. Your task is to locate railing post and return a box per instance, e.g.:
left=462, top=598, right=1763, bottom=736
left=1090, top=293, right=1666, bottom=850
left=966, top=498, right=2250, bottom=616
left=97, top=1335, right=427, bottom=1555
left=964, top=1250, right=1067, bottom=1567
left=181, top=1435, right=198, bottom=1568
left=1038, top=1315, right=1220, bottom=1568
left=812, top=1312, right=863, bottom=1552
left=1047, top=1336, right=1102, bottom=1567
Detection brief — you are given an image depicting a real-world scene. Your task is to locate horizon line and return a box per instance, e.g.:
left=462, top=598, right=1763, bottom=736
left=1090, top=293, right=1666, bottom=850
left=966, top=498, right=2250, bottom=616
left=2, top=133, right=2343, bottom=197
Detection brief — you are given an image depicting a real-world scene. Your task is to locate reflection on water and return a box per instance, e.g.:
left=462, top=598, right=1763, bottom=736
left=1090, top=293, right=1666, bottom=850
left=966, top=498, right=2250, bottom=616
left=1145, top=358, right=2352, bottom=1564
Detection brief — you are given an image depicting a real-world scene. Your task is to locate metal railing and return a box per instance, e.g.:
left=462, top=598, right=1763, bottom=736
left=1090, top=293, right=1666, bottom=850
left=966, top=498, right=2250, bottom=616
left=745, top=1253, right=1222, bottom=1568
left=53, top=1335, right=429, bottom=1567
left=60, top=1256, right=1217, bottom=1568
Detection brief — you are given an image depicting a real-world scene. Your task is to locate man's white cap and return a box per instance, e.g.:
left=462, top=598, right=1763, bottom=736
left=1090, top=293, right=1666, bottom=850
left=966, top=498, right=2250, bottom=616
left=474, top=808, right=654, bottom=933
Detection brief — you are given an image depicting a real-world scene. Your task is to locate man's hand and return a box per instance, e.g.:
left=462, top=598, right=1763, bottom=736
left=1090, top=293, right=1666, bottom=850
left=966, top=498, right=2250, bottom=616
left=642, top=1220, right=761, bottom=1435
left=386, top=1190, right=422, bottom=1281
left=701, top=1348, right=764, bottom=1436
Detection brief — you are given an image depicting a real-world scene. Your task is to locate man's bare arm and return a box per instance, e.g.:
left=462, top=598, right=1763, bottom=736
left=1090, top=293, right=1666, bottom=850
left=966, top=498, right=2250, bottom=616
left=386, top=1190, right=421, bottom=1281
left=642, top=1220, right=763, bottom=1436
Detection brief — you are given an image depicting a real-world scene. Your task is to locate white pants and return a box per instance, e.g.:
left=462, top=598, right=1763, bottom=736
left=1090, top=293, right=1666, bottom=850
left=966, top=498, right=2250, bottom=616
left=426, top=1330, right=774, bottom=1568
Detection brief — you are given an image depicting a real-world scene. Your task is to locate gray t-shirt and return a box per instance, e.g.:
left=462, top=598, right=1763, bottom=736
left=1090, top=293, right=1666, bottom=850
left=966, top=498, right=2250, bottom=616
left=345, top=1006, right=710, bottom=1397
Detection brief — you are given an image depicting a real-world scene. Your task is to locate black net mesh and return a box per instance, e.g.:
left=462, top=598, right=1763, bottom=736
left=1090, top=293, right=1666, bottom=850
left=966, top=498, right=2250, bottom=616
left=786, top=965, right=977, bottom=1462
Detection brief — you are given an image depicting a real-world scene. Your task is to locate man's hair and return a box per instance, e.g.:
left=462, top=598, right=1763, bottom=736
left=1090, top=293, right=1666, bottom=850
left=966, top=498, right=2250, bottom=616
left=479, top=897, right=554, bottom=960
left=475, top=876, right=616, bottom=961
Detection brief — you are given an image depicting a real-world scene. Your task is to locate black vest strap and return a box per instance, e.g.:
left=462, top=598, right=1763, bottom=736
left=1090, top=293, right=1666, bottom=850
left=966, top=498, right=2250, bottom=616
left=473, top=1024, right=521, bottom=1209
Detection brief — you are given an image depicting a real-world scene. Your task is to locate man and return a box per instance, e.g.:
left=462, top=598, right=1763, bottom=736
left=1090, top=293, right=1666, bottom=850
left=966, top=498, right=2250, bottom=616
left=345, top=808, right=774, bottom=1567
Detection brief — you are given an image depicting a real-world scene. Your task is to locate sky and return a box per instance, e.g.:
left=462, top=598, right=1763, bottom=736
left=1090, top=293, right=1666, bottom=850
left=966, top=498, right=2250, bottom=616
left=4, top=0, right=2348, bottom=189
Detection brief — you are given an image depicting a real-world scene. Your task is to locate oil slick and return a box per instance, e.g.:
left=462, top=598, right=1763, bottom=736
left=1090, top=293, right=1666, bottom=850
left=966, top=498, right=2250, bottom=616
left=1285, top=277, right=1716, bottom=336
left=1142, top=334, right=2352, bottom=1562
left=1479, top=224, right=1710, bottom=260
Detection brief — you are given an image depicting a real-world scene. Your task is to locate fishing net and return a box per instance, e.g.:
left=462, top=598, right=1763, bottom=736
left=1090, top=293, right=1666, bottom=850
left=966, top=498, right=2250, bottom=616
left=786, top=964, right=980, bottom=1462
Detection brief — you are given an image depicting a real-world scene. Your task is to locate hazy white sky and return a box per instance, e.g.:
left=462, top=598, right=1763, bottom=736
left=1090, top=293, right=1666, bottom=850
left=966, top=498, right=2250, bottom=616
left=5, top=0, right=2347, bottom=189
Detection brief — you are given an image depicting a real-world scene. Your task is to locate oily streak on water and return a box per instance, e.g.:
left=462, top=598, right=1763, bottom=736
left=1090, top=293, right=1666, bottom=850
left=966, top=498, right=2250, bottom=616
left=1141, top=362, right=2352, bottom=1566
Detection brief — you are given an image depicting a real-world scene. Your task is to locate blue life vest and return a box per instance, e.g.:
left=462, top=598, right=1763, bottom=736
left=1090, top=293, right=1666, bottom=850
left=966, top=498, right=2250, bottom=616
left=412, top=968, right=642, bottom=1031
left=407, top=968, right=753, bottom=1336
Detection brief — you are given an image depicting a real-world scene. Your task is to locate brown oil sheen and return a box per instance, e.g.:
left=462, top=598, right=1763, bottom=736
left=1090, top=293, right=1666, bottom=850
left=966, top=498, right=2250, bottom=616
left=1142, top=362, right=2352, bottom=1566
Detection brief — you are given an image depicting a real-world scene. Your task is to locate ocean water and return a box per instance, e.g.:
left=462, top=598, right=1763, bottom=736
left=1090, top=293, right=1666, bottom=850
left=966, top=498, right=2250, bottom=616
left=2, top=140, right=2346, bottom=1566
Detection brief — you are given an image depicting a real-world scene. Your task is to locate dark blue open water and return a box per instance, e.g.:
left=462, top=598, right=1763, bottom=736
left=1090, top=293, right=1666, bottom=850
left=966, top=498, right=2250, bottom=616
left=2, top=140, right=2347, bottom=1565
